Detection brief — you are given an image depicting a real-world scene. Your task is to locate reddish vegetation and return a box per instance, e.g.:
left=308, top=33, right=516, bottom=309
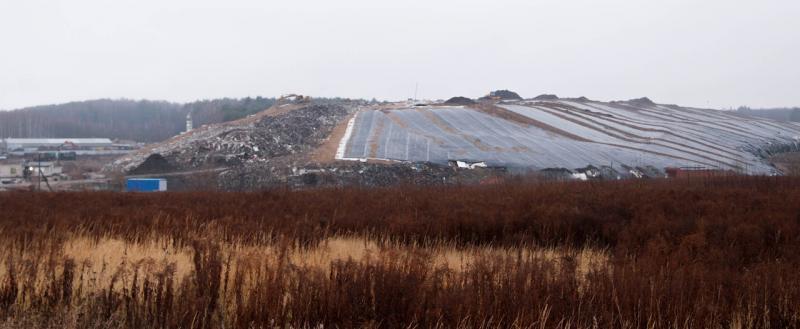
left=1, top=177, right=800, bottom=328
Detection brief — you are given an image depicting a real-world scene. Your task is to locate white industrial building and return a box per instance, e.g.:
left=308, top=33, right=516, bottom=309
left=1, top=138, right=120, bottom=155
left=0, top=161, right=62, bottom=178
left=0, top=163, right=23, bottom=178
left=27, top=161, right=63, bottom=177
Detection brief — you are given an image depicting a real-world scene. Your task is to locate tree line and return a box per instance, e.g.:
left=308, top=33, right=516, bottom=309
left=734, top=106, right=800, bottom=122
left=0, top=97, right=275, bottom=143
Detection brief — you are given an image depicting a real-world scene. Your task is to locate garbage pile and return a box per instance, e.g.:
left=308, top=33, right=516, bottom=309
left=479, top=90, right=523, bottom=101
left=128, top=154, right=175, bottom=175
left=218, top=161, right=507, bottom=190
left=443, top=96, right=476, bottom=106
left=112, top=100, right=357, bottom=174
left=170, top=103, right=352, bottom=169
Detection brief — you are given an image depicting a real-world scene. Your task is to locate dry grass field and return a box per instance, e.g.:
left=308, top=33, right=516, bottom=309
left=1, top=176, right=800, bottom=328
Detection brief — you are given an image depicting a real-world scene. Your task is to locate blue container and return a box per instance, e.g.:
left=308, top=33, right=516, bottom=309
left=126, top=178, right=167, bottom=192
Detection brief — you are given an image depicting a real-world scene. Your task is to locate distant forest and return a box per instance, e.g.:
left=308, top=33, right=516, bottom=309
left=0, top=97, right=275, bottom=143
left=734, top=107, right=800, bottom=122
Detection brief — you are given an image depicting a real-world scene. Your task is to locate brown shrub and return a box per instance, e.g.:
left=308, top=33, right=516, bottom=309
left=0, top=176, right=799, bottom=328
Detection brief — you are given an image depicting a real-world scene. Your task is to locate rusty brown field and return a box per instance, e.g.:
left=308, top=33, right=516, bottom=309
left=1, top=176, right=800, bottom=328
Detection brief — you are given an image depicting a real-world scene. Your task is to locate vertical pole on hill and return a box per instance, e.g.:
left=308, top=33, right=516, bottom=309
left=37, top=153, right=41, bottom=191
left=405, top=134, right=410, bottom=161
left=414, top=83, right=419, bottom=102
left=426, top=139, right=430, bottom=162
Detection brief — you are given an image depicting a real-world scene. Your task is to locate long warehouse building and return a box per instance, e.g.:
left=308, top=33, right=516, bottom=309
left=2, top=138, right=114, bottom=153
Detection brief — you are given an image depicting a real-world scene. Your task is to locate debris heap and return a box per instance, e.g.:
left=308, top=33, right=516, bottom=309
left=112, top=100, right=357, bottom=174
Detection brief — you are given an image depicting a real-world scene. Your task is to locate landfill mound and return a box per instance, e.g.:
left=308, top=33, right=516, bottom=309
left=443, top=96, right=476, bottom=105
left=110, top=93, right=800, bottom=190
left=621, top=97, right=657, bottom=106
left=480, top=90, right=523, bottom=101
left=110, top=99, right=358, bottom=175
left=532, top=94, right=559, bottom=101
left=128, top=154, right=175, bottom=175
left=338, top=98, right=800, bottom=176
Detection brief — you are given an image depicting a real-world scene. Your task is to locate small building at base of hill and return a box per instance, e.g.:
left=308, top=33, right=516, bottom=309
left=0, top=163, right=23, bottom=179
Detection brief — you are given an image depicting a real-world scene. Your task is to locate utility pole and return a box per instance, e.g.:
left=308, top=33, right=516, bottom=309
left=33, top=152, right=52, bottom=192
left=413, top=83, right=419, bottom=103
left=56, top=144, right=63, bottom=167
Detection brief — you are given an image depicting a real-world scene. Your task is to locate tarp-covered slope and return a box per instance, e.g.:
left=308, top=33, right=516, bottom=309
left=339, top=100, right=800, bottom=174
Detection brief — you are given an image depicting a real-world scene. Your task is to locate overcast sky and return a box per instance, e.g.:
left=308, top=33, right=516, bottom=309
left=1, top=0, right=798, bottom=110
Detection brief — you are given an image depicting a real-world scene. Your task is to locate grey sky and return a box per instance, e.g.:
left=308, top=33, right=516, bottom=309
left=1, top=0, right=798, bottom=110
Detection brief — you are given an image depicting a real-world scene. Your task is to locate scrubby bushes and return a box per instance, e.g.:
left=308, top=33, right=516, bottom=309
left=0, top=176, right=799, bottom=328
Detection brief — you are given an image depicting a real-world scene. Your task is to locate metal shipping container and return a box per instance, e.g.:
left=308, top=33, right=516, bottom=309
left=126, top=178, right=167, bottom=192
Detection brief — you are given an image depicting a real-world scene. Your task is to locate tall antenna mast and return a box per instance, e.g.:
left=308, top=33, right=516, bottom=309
left=413, top=82, right=419, bottom=102
left=185, top=111, right=193, bottom=133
